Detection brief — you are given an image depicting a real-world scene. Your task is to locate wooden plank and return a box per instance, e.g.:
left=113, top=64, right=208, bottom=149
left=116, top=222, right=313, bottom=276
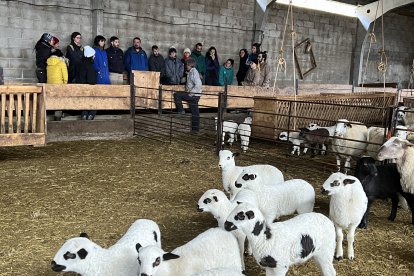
left=0, top=133, right=45, bottom=146
left=8, top=94, right=14, bottom=133
left=0, top=85, right=42, bottom=94
left=45, top=84, right=130, bottom=97
left=36, top=86, right=46, bottom=134
left=32, top=93, right=37, bottom=133
left=16, top=94, right=22, bottom=133
left=1, top=94, right=5, bottom=134
left=24, top=93, right=30, bottom=133
left=47, top=97, right=131, bottom=110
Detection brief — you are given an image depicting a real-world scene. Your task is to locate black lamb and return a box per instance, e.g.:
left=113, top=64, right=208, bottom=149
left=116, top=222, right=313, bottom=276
left=355, top=156, right=406, bottom=228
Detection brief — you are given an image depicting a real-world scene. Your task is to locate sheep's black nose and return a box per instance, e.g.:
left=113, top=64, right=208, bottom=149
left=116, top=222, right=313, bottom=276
left=51, top=261, right=66, bottom=272
left=321, top=188, right=329, bottom=195
left=141, top=273, right=149, bottom=276
left=196, top=205, right=203, bottom=212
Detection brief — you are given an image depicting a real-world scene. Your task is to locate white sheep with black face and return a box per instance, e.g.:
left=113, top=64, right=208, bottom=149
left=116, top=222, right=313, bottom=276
left=230, top=170, right=315, bottom=222
left=224, top=203, right=336, bottom=276
left=322, top=173, right=368, bottom=260
left=51, top=219, right=161, bottom=276
left=136, top=227, right=242, bottom=276
left=197, top=189, right=249, bottom=270
left=218, top=150, right=284, bottom=198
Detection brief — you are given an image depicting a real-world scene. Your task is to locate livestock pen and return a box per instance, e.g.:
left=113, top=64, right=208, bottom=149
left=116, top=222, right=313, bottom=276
left=1, top=75, right=414, bottom=275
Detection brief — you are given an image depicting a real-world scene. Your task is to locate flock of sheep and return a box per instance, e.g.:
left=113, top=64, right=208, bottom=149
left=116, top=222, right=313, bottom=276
left=49, top=107, right=414, bottom=276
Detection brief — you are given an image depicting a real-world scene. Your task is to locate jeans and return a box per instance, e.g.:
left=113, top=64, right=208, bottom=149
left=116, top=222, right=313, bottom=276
left=173, top=92, right=200, bottom=132
left=81, top=110, right=97, bottom=120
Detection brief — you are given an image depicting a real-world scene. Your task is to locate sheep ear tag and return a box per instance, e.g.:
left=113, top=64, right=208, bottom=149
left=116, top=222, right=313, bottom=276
left=163, top=252, right=180, bottom=261
left=343, top=179, right=355, bottom=185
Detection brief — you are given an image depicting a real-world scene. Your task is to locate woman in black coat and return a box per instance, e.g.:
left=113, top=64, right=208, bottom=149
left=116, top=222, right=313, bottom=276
left=34, top=33, right=59, bottom=83
left=236, top=49, right=249, bottom=86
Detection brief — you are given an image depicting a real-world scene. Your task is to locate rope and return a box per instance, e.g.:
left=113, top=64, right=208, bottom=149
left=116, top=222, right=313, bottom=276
left=408, top=59, right=414, bottom=90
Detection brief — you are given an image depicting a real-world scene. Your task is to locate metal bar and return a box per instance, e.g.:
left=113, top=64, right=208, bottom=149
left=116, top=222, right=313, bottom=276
left=158, top=85, right=163, bottom=115
left=215, top=92, right=224, bottom=155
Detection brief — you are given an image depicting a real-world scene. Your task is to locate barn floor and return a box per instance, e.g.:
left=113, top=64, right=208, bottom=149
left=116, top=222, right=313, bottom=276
left=0, top=136, right=413, bottom=276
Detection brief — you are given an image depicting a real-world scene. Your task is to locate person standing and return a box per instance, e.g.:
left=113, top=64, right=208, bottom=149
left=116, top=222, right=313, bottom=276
left=236, top=49, right=249, bottom=86
left=93, top=35, right=110, bottom=85
left=242, top=60, right=261, bottom=86
left=258, top=51, right=272, bottom=87
left=164, top=47, right=184, bottom=85
left=173, top=58, right=202, bottom=133
left=148, top=45, right=166, bottom=84
left=218, top=59, right=234, bottom=86
left=46, top=49, right=68, bottom=121
left=124, top=37, right=148, bottom=82
left=205, top=46, right=220, bottom=86
left=77, top=46, right=97, bottom=120
left=66, top=32, right=83, bottom=83
left=106, top=36, right=124, bottom=85
left=190, top=43, right=206, bottom=84
left=181, top=48, right=191, bottom=84
left=34, top=33, right=59, bottom=83
left=247, top=43, right=260, bottom=65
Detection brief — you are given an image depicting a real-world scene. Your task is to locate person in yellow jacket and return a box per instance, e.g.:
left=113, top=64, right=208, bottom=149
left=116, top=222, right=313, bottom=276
left=47, top=49, right=68, bottom=120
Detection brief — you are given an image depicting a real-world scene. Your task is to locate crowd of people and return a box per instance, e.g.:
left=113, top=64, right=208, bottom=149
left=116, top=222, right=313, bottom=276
left=34, top=32, right=271, bottom=130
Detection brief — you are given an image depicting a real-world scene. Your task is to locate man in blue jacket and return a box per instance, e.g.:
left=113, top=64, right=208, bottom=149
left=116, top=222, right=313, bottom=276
left=124, top=37, right=148, bottom=82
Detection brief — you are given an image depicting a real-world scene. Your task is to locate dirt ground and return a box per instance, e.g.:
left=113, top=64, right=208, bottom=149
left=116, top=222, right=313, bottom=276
left=0, top=136, right=413, bottom=276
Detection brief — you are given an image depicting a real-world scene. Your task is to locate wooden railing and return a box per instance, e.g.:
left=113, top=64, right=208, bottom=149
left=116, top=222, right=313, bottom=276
left=0, top=85, right=46, bottom=146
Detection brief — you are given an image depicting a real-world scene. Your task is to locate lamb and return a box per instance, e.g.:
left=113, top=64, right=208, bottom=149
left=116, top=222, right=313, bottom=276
left=196, top=189, right=249, bottom=270
left=331, top=119, right=368, bottom=173
left=136, top=227, right=242, bottom=276
left=321, top=173, right=368, bottom=260
left=355, top=156, right=405, bottom=228
left=51, top=219, right=161, bottom=276
left=237, top=117, right=252, bottom=152
left=192, top=268, right=245, bottom=276
left=377, top=137, right=414, bottom=224
left=224, top=203, right=336, bottom=276
left=218, top=149, right=284, bottom=198
left=214, top=117, right=239, bottom=146
left=307, top=122, right=337, bottom=137
left=278, top=130, right=309, bottom=155
left=300, top=127, right=330, bottom=155
left=233, top=170, right=315, bottom=222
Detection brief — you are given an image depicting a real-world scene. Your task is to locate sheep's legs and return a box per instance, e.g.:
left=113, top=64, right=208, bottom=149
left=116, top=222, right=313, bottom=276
left=400, top=192, right=414, bottom=224
left=314, top=254, right=336, bottom=276
left=388, top=194, right=399, bottom=221
left=347, top=226, right=357, bottom=260
left=344, top=157, right=351, bottom=174
left=335, top=156, right=341, bottom=172
left=321, top=144, right=327, bottom=155
left=228, top=133, right=235, bottom=146
left=358, top=198, right=373, bottom=229
left=236, top=235, right=246, bottom=270
left=334, top=226, right=344, bottom=260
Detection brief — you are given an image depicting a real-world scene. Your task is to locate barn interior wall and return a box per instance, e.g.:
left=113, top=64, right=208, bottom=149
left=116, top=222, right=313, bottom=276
left=0, top=0, right=412, bottom=87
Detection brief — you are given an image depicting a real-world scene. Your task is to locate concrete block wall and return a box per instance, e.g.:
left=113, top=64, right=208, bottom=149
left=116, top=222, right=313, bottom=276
left=356, top=13, right=414, bottom=88
left=261, top=3, right=358, bottom=87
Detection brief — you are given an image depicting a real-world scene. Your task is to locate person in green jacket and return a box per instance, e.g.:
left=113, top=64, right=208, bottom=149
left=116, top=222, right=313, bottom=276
left=190, top=43, right=206, bottom=84
left=218, top=59, right=234, bottom=86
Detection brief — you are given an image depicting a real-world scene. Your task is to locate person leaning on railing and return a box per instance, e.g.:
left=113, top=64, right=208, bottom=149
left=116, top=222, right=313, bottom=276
left=173, top=58, right=202, bottom=133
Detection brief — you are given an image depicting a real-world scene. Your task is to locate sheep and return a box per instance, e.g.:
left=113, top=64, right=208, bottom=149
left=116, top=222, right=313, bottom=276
left=196, top=189, right=249, bottom=270
left=191, top=267, right=245, bottom=276
left=300, top=127, right=330, bottom=155
left=214, top=117, right=239, bottom=146
left=136, top=227, right=242, bottom=276
left=365, top=126, right=388, bottom=160
left=377, top=137, right=414, bottom=224
left=307, top=122, right=337, bottom=137
left=331, top=119, right=368, bottom=173
left=51, top=219, right=161, bottom=276
left=397, top=106, right=414, bottom=126
left=355, top=156, right=404, bottom=228
left=278, top=130, right=309, bottom=155
left=224, top=203, right=336, bottom=276
left=321, top=172, right=368, bottom=260
left=237, top=117, right=252, bottom=153
left=218, top=149, right=284, bottom=198
left=233, top=170, right=315, bottom=222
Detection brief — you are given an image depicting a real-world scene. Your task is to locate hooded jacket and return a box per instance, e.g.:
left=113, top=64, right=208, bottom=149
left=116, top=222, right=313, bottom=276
left=35, top=40, right=53, bottom=70
left=46, top=56, right=68, bottom=84
left=93, top=47, right=110, bottom=84
left=124, top=47, right=148, bottom=75
left=190, top=51, right=206, bottom=84
left=164, top=57, right=184, bottom=85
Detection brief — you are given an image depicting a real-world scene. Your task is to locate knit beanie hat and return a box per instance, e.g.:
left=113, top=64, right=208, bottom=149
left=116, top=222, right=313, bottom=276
left=41, top=33, right=53, bottom=43
left=169, top=47, right=177, bottom=54
left=83, top=46, right=95, bottom=58
left=183, top=48, right=191, bottom=54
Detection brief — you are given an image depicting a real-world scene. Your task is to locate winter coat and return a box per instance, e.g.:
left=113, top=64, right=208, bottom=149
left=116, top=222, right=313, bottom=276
left=46, top=56, right=68, bottom=84
left=205, top=56, right=220, bottom=86
left=93, top=47, right=110, bottom=84
left=236, top=55, right=249, bottom=85
left=124, top=47, right=148, bottom=76
left=186, top=67, right=202, bottom=97
left=106, top=46, right=124, bottom=74
left=164, top=57, right=184, bottom=85
left=259, top=62, right=272, bottom=87
left=76, top=58, right=97, bottom=85
left=190, top=51, right=206, bottom=84
left=242, top=68, right=260, bottom=86
left=148, top=54, right=166, bottom=81
left=247, top=53, right=258, bottom=64
left=35, top=40, right=52, bottom=70
left=218, top=65, right=234, bottom=86
left=66, top=43, right=83, bottom=83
